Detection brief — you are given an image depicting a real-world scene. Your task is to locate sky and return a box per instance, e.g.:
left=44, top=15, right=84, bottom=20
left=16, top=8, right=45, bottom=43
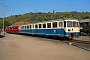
left=0, top=0, right=90, bottom=17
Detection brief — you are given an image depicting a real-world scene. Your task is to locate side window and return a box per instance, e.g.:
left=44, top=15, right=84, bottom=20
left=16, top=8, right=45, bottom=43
left=43, top=24, right=46, bottom=28
left=15, top=26, right=18, bottom=29
left=21, top=26, right=23, bottom=29
left=59, top=22, right=63, bottom=27
left=33, top=25, right=34, bottom=28
left=25, top=26, right=27, bottom=29
left=30, top=25, right=31, bottom=29
left=10, top=27, right=11, bottom=29
left=12, top=27, right=14, bottom=29
left=27, top=26, right=29, bottom=29
left=47, top=23, right=51, bottom=28
left=35, top=24, right=38, bottom=28
left=39, top=24, right=41, bottom=28
left=53, top=22, right=57, bottom=28
left=20, top=26, right=22, bottom=29
left=9, top=27, right=11, bottom=29
left=31, top=25, right=34, bottom=29
left=22, top=26, right=24, bottom=29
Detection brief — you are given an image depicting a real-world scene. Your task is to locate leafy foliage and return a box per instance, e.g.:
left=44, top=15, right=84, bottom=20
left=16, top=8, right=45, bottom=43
left=0, top=11, right=90, bottom=28
left=0, top=19, right=10, bottom=29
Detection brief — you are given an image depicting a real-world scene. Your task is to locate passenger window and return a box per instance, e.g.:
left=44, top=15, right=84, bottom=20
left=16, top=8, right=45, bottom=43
left=9, top=27, right=10, bottom=29
left=30, top=25, right=31, bottom=29
left=15, top=26, right=18, bottom=29
left=43, top=24, right=46, bottom=28
left=35, top=25, right=38, bottom=28
left=25, top=26, right=27, bottom=29
left=39, top=24, right=41, bottom=28
left=33, top=25, right=34, bottom=28
left=53, top=22, right=57, bottom=28
left=22, top=26, right=24, bottom=29
left=12, top=27, right=13, bottom=29
left=27, top=26, right=29, bottom=29
left=10, top=27, right=12, bottom=29
left=47, top=23, right=51, bottom=28
left=59, top=22, right=63, bottom=27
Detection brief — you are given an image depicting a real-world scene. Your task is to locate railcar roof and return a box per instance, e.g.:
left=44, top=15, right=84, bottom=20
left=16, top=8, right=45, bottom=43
left=31, top=18, right=76, bottom=24
left=79, top=19, right=90, bottom=23
left=21, top=18, right=77, bottom=26
left=8, top=25, right=19, bottom=27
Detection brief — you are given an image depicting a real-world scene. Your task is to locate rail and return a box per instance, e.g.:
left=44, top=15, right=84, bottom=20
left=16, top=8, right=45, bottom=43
left=63, top=39, right=90, bottom=44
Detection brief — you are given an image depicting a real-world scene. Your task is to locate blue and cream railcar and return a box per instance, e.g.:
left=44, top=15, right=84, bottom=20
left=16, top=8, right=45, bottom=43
left=20, top=19, right=80, bottom=39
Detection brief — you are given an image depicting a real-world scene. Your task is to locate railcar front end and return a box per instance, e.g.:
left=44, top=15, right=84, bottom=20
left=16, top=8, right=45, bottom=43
left=63, top=20, right=80, bottom=39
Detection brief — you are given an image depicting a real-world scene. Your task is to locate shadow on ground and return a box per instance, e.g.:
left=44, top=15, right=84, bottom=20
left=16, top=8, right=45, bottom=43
left=0, top=35, right=5, bottom=38
left=19, top=33, right=72, bottom=41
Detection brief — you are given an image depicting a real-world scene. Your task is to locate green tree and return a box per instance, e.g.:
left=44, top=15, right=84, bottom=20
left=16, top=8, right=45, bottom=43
left=46, top=12, right=54, bottom=20
left=36, top=16, right=44, bottom=22
left=83, top=13, right=90, bottom=19
left=54, top=12, right=61, bottom=19
left=0, top=21, right=3, bottom=28
left=60, top=12, right=72, bottom=18
left=4, top=20, right=10, bottom=28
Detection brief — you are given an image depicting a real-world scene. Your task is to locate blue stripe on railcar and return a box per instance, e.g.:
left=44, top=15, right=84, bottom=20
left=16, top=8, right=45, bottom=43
left=20, top=28, right=66, bottom=36
left=20, top=29, right=79, bottom=38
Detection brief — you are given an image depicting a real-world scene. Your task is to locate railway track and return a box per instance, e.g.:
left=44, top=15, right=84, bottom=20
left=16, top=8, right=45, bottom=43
left=63, top=39, right=90, bottom=44
left=62, top=39, right=90, bottom=52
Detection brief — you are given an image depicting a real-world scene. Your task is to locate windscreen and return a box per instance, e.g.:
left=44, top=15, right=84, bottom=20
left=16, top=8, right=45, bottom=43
left=67, top=21, right=79, bottom=27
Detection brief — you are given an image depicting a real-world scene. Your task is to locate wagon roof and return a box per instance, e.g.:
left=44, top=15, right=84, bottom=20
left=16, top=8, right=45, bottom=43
left=79, top=19, right=90, bottom=23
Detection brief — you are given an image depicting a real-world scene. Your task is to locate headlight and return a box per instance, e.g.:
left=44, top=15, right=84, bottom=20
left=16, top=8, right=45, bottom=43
left=68, top=29, right=71, bottom=31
